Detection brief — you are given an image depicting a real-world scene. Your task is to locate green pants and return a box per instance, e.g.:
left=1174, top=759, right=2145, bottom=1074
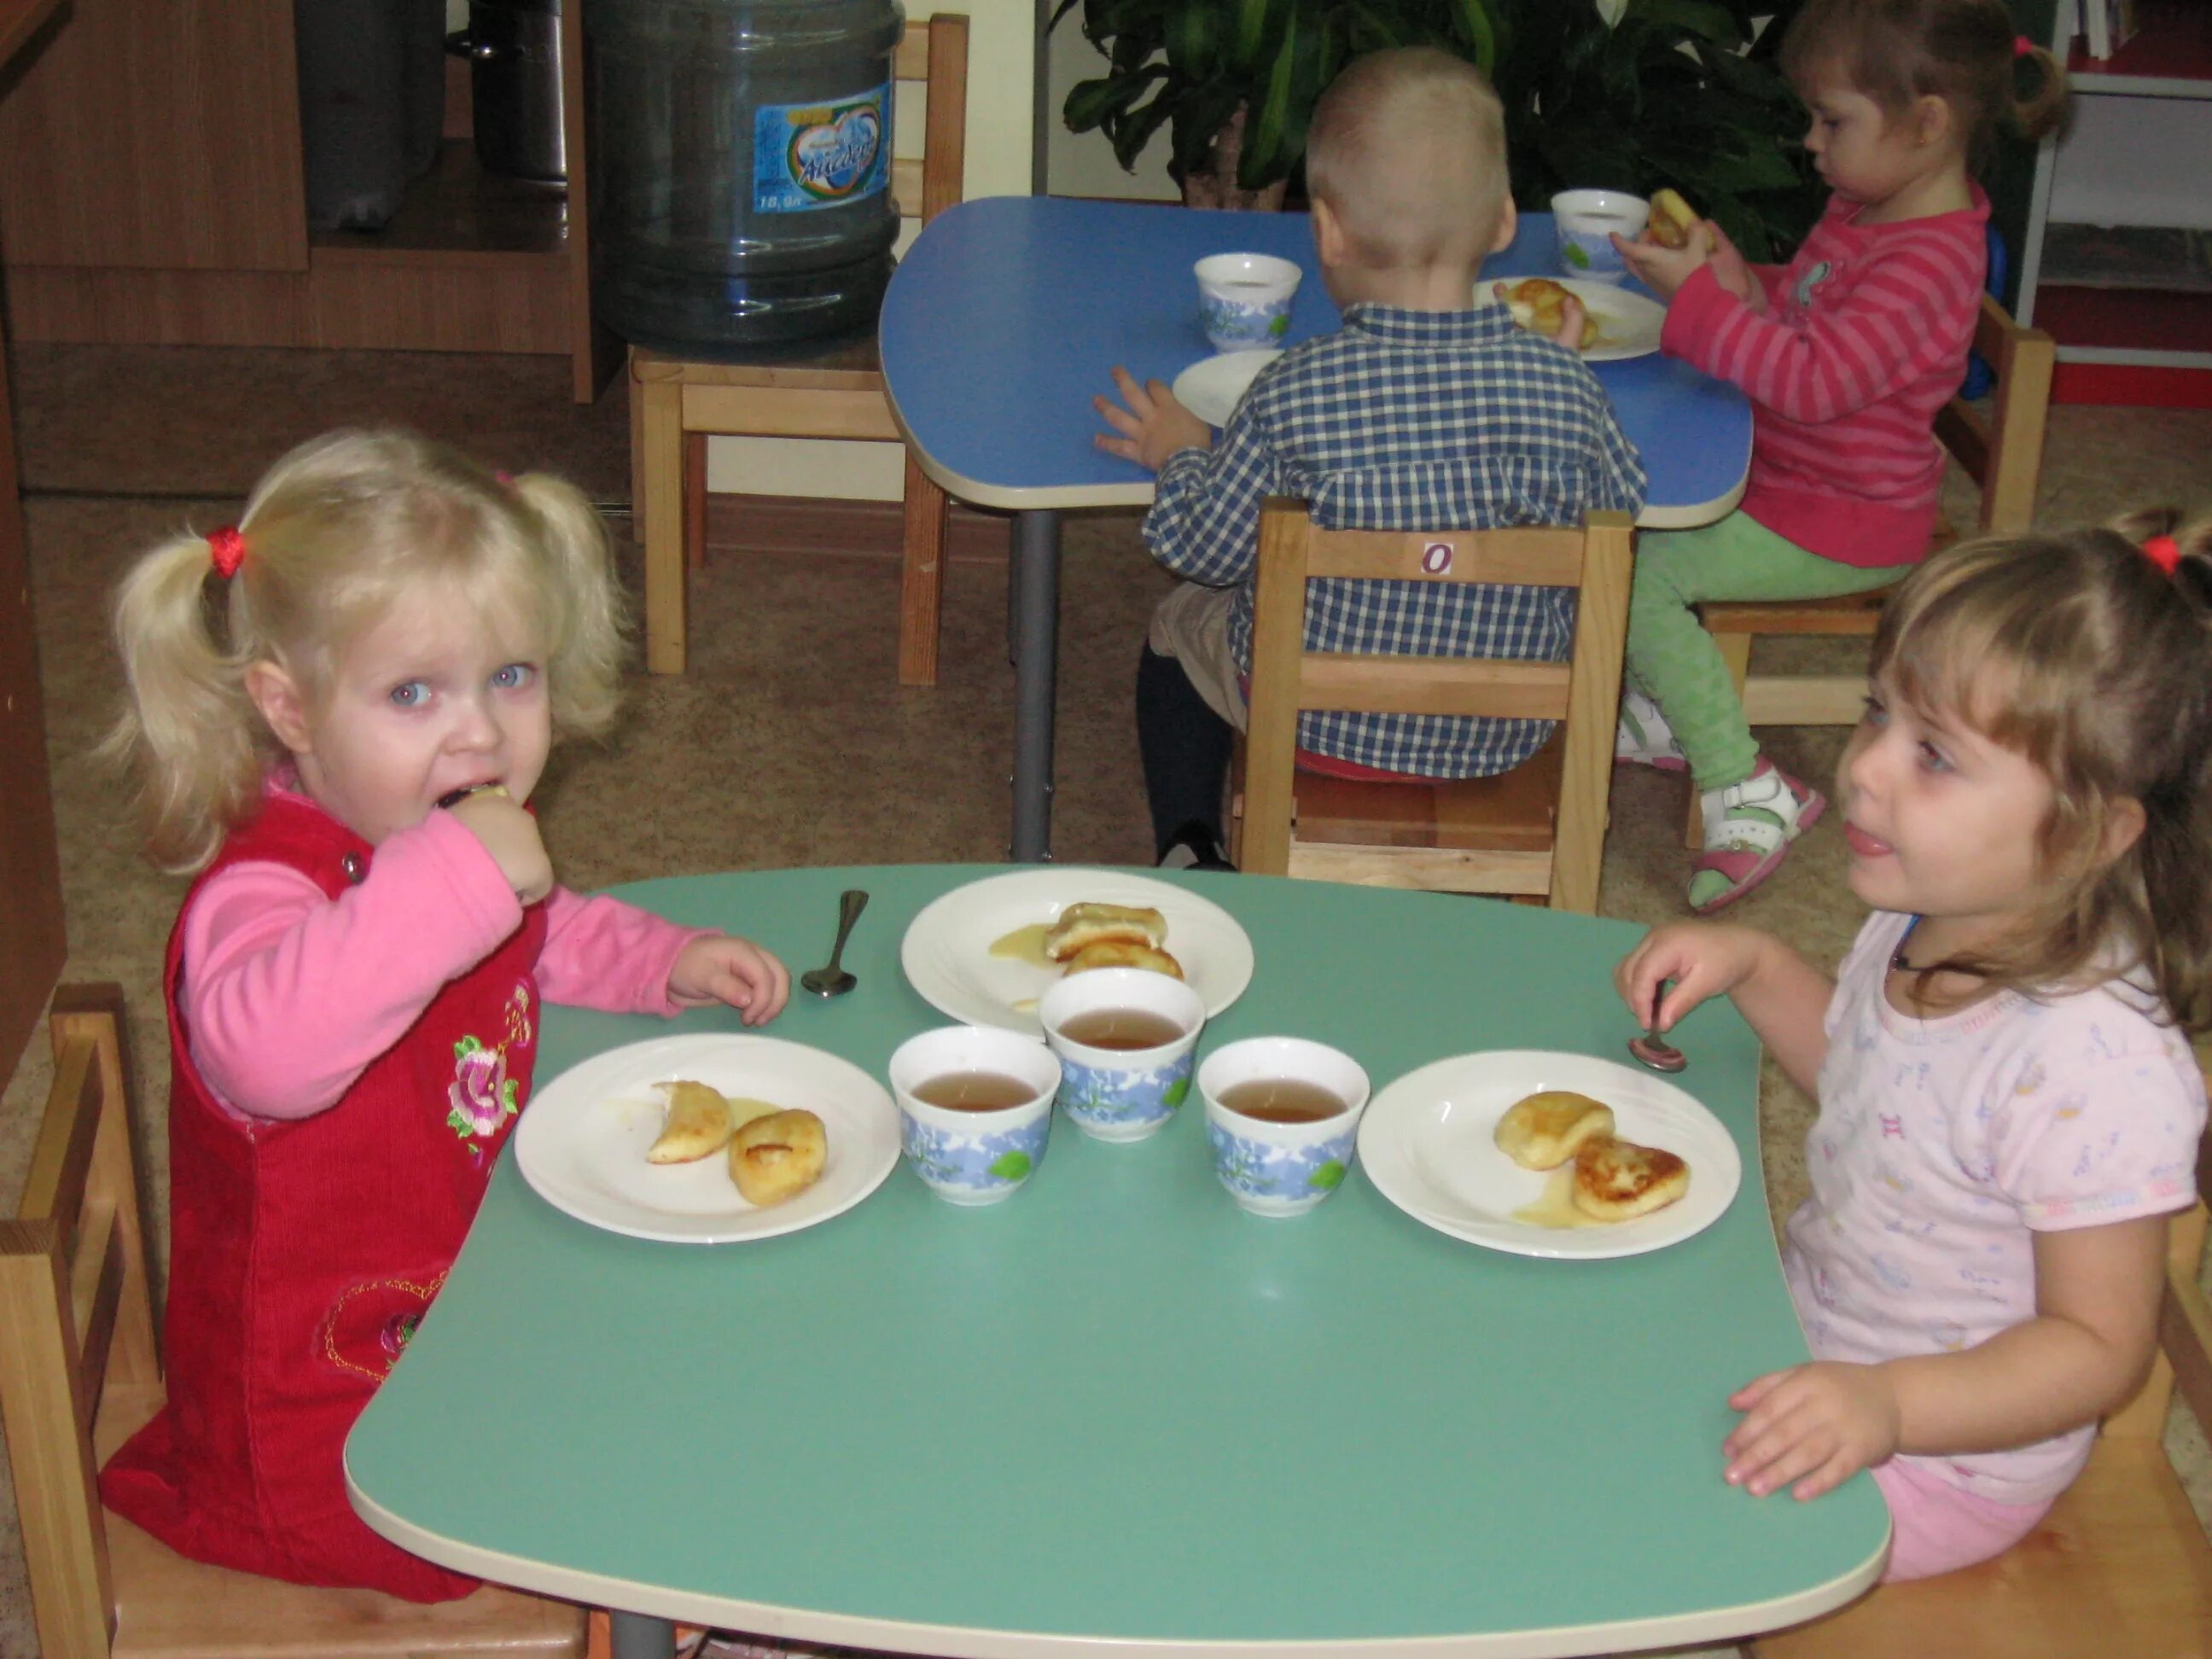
left=1627, top=511, right=1901, bottom=792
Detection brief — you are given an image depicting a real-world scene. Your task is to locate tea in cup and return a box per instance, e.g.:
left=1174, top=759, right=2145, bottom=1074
left=1199, top=1038, right=1371, bottom=1217
left=1550, top=189, right=1650, bottom=285
left=1195, top=252, right=1302, bottom=352
left=888, top=1027, right=1060, bottom=1206
left=1038, top=968, right=1206, bottom=1143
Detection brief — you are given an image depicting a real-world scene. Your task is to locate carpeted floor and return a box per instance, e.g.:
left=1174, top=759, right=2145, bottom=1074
left=1, top=339, right=2208, bottom=1655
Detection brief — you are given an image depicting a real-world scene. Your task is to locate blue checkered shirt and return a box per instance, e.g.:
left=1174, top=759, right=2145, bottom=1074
left=1146, top=302, right=1648, bottom=776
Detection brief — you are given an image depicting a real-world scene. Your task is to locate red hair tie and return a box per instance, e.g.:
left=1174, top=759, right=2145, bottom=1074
left=207, top=525, right=247, bottom=579
left=2141, top=533, right=2182, bottom=576
left=2013, top=34, right=2034, bottom=58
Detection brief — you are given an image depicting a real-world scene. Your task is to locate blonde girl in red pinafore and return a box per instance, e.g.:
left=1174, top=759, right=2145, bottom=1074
left=100, top=428, right=790, bottom=1601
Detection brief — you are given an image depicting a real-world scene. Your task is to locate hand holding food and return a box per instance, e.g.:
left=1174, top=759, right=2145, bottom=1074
left=1501, top=278, right=1598, bottom=351
left=1644, top=188, right=1699, bottom=251
left=447, top=787, right=554, bottom=905
left=728, top=1109, right=829, bottom=1208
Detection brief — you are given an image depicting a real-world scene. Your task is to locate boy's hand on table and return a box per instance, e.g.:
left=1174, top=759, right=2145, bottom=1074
left=1094, top=366, right=1212, bottom=472
left=1724, top=1361, right=1901, bottom=1500
left=670, top=934, right=790, bottom=1027
left=447, top=790, right=554, bottom=905
left=1613, top=223, right=1714, bottom=301
left=1615, top=920, right=1767, bottom=1033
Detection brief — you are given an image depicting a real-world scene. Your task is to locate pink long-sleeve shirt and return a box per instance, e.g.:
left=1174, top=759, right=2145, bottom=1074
left=181, top=799, right=706, bottom=1120
left=1661, top=188, right=1989, bottom=568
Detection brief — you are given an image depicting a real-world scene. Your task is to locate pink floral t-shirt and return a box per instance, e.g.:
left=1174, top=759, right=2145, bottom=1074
left=1783, top=910, right=2204, bottom=1505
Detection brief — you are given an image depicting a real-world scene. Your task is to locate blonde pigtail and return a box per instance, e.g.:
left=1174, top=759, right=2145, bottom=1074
left=508, top=470, right=628, bottom=742
left=101, top=530, right=273, bottom=872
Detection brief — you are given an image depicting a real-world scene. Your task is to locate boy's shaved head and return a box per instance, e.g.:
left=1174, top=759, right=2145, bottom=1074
left=1304, top=48, right=1509, bottom=268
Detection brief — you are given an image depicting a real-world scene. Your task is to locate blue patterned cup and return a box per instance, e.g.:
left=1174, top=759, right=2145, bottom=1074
left=1550, top=189, right=1650, bottom=284
left=1200, top=1038, right=1371, bottom=1218
left=888, top=1027, right=1060, bottom=1207
left=1039, top=969, right=1207, bottom=1144
left=1195, top=252, right=1302, bottom=353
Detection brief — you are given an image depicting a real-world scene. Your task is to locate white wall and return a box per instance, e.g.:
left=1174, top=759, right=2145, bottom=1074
left=1042, top=9, right=1178, bottom=201
left=707, top=0, right=1046, bottom=504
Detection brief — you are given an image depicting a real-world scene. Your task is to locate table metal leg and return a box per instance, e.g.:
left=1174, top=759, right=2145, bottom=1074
left=1009, top=509, right=1062, bottom=863
left=609, top=1610, right=678, bottom=1659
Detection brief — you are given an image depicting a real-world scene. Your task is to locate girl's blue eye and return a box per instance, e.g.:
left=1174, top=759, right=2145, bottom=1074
left=388, top=680, right=430, bottom=709
left=1860, top=694, right=1888, bottom=727
left=492, top=662, right=535, bottom=691
left=1917, top=741, right=1953, bottom=774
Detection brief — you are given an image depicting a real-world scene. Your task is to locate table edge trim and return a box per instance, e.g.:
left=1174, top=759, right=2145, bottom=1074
left=346, top=1465, right=1889, bottom=1658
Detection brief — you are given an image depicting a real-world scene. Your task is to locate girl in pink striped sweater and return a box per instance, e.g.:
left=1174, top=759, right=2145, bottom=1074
left=1612, top=0, right=2069, bottom=914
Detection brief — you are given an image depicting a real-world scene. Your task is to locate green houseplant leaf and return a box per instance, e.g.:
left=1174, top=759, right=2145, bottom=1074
left=1055, top=0, right=1822, bottom=260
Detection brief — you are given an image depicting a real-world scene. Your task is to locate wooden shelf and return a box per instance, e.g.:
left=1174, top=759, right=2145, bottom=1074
left=2070, top=0, right=2212, bottom=96
left=311, top=138, right=568, bottom=265
left=2034, top=282, right=2212, bottom=362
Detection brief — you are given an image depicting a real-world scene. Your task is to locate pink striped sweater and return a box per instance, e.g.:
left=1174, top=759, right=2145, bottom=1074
left=1661, top=188, right=1989, bottom=568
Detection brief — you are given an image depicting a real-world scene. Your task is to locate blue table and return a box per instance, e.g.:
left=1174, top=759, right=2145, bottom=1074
left=347, top=865, right=1885, bottom=1659
left=877, top=197, right=1753, bottom=859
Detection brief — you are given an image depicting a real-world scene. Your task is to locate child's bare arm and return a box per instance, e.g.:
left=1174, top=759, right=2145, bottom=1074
left=1093, top=366, right=1212, bottom=473
left=1616, top=922, right=1832, bottom=1095
left=1723, top=1214, right=2170, bottom=1499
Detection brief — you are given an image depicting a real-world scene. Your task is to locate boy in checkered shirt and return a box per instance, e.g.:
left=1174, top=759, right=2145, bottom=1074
left=1094, top=47, right=1647, bottom=870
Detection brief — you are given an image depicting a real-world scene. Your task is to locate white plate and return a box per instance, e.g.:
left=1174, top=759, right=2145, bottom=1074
left=1172, top=349, right=1283, bottom=428
left=900, top=868, right=1255, bottom=1037
left=1486, top=277, right=1666, bottom=362
left=1358, top=1050, right=1741, bottom=1259
left=515, top=1033, right=900, bottom=1244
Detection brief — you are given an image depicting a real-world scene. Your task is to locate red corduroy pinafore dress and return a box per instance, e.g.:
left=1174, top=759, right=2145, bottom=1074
left=102, top=794, right=546, bottom=1600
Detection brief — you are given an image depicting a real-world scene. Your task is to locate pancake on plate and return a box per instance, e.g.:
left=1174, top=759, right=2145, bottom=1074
left=1570, top=1135, right=1691, bottom=1221
left=1493, top=1090, right=1615, bottom=1171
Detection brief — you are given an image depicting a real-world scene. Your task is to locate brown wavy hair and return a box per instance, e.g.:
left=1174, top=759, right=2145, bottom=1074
left=1781, top=0, right=2072, bottom=169
left=1871, top=511, right=2212, bottom=1032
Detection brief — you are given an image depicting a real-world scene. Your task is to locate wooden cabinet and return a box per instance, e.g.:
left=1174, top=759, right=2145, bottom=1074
left=0, top=0, right=69, bottom=1083
left=0, top=0, right=306, bottom=271
left=0, top=0, right=614, bottom=400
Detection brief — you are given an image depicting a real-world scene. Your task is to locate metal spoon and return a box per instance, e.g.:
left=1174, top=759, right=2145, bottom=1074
left=1628, top=988, right=1688, bottom=1074
left=800, top=888, right=870, bottom=998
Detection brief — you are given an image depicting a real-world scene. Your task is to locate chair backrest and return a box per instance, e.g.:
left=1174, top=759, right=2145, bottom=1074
left=2103, top=1117, right=2212, bottom=1441
left=892, top=14, right=969, bottom=228
left=1241, top=500, right=1636, bottom=910
left=0, top=985, right=160, bottom=1659
left=1933, top=294, right=2056, bottom=537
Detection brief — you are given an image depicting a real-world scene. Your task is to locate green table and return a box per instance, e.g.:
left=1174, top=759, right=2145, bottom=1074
left=346, top=865, right=1885, bottom=1658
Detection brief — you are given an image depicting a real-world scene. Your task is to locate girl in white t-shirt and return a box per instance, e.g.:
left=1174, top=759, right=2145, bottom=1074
left=1617, top=511, right=2212, bottom=1581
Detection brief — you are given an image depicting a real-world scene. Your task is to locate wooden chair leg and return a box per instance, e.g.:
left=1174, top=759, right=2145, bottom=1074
left=897, top=451, right=949, bottom=687
left=1683, top=631, right=1755, bottom=849
left=637, top=377, right=687, bottom=675
left=627, top=363, right=647, bottom=550
left=684, top=432, right=707, bottom=572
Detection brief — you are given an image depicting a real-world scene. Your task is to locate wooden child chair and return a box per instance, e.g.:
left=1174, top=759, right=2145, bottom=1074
left=629, top=13, right=969, bottom=684
left=1684, top=295, right=2055, bottom=844
left=1751, top=1147, right=2212, bottom=1656
left=1232, top=503, right=1635, bottom=913
left=0, top=986, right=585, bottom=1659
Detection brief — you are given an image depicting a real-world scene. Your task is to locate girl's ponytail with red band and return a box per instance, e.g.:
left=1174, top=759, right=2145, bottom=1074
left=207, top=525, right=247, bottom=579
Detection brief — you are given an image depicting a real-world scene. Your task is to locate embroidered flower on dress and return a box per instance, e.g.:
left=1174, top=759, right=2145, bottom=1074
left=447, top=1034, right=519, bottom=1140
